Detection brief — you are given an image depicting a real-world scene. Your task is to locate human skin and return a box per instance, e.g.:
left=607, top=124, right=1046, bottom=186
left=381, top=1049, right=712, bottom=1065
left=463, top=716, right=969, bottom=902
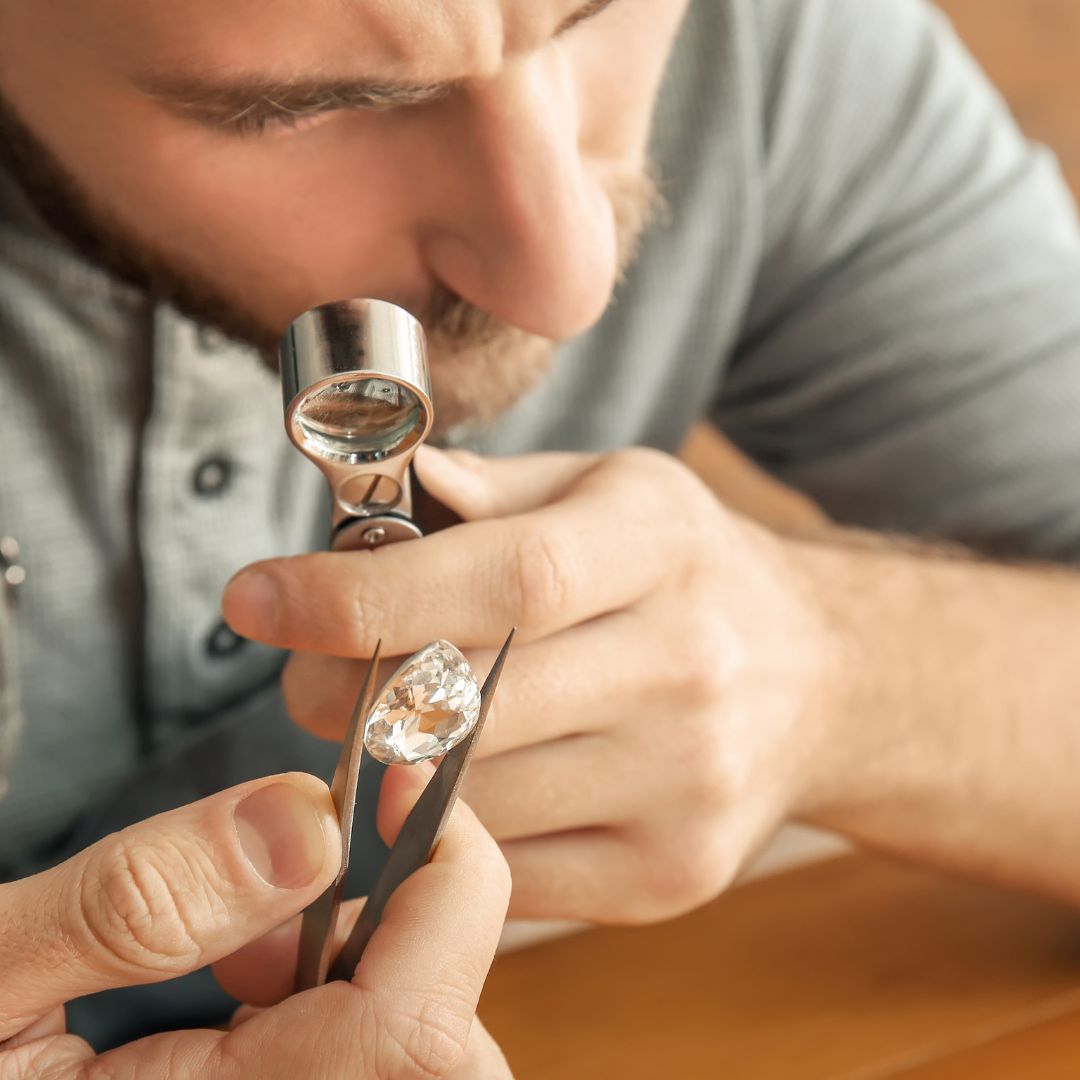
left=0, top=766, right=513, bottom=1078
left=3, top=0, right=1080, bottom=1032
left=227, top=445, right=1080, bottom=922
left=0, top=0, right=682, bottom=344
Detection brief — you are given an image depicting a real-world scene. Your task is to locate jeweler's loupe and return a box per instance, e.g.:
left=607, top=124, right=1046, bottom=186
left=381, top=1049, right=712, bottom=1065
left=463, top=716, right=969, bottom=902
left=279, top=299, right=433, bottom=551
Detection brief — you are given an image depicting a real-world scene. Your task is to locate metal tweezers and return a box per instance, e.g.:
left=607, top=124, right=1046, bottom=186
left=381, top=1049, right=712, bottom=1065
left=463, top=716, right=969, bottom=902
left=294, top=629, right=515, bottom=991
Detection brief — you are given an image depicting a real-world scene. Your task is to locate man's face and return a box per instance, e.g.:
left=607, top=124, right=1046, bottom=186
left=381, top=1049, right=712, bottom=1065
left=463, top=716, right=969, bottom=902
left=0, top=0, right=685, bottom=429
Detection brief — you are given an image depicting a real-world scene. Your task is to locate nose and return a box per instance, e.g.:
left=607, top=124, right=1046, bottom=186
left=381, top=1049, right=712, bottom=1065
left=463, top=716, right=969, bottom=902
left=417, top=51, right=619, bottom=341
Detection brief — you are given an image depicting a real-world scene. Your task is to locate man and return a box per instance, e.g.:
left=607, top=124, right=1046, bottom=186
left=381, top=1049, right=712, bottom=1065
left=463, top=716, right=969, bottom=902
left=2, top=0, right=1080, bottom=1065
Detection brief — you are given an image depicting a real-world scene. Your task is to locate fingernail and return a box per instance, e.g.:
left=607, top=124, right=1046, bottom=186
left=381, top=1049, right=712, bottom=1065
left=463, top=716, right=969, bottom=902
left=234, top=783, right=327, bottom=889
left=224, top=570, right=277, bottom=637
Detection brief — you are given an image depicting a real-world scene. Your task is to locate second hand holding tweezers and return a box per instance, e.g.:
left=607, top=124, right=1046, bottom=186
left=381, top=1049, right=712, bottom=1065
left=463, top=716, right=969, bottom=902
left=294, top=629, right=515, bottom=992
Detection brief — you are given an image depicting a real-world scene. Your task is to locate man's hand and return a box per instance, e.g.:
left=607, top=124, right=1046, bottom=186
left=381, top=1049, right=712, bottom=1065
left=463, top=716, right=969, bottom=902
left=0, top=767, right=513, bottom=1078
left=224, top=447, right=838, bottom=924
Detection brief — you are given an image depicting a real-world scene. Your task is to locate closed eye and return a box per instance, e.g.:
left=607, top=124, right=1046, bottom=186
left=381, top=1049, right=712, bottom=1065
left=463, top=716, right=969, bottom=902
left=556, top=0, right=623, bottom=36
left=148, top=0, right=625, bottom=139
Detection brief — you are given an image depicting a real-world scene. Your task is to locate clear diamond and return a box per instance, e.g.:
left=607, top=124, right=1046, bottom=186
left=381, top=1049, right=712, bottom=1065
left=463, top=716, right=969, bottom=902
left=364, top=640, right=482, bottom=765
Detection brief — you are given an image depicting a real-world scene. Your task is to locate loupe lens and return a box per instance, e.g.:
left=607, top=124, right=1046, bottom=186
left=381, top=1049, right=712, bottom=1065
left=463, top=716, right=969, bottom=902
left=296, top=378, right=425, bottom=463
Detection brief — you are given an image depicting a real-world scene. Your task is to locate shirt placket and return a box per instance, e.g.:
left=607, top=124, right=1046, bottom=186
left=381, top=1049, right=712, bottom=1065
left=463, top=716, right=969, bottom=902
left=0, top=535, right=25, bottom=799
left=138, top=306, right=325, bottom=742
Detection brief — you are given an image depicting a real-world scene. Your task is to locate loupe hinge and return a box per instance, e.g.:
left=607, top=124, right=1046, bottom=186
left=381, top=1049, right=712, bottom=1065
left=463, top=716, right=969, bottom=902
left=318, top=458, right=415, bottom=534
left=333, top=514, right=424, bottom=552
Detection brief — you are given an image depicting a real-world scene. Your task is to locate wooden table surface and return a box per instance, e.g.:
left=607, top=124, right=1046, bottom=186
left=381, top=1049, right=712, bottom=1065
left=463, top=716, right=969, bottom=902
left=481, top=855, right=1080, bottom=1079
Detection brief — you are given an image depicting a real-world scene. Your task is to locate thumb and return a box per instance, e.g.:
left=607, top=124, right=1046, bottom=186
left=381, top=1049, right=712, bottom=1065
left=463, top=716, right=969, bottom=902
left=0, top=773, right=340, bottom=1040
left=214, top=762, right=445, bottom=1008
left=414, top=445, right=594, bottom=521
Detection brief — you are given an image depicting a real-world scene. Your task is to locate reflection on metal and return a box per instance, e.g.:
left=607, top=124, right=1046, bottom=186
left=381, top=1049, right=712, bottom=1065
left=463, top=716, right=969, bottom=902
left=279, top=299, right=433, bottom=545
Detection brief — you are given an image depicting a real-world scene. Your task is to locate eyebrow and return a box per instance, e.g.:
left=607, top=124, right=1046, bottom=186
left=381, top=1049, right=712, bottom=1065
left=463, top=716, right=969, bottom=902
left=139, top=74, right=453, bottom=131
left=139, top=0, right=621, bottom=132
left=555, top=0, right=619, bottom=35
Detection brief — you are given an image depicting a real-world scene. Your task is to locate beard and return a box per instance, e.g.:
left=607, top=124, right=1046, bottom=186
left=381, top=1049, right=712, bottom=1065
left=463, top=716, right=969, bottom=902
left=0, top=91, right=660, bottom=436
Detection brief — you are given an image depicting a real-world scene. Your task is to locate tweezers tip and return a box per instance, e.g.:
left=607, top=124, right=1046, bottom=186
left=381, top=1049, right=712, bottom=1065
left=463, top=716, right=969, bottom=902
left=348, top=640, right=385, bottom=729
left=479, top=628, right=515, bottom=700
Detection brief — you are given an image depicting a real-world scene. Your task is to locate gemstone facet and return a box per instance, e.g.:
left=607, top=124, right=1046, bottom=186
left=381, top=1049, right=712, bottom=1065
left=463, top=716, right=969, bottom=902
left=364, top=640, right=482, bottom=765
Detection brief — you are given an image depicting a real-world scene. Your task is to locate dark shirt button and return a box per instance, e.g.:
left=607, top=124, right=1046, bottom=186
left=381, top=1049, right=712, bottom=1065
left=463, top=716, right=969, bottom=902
left=193, top=456, right=233, bottom=497
left=206, top=621, right=246, bottom=659
left=1, top=535, right=25, bottom=596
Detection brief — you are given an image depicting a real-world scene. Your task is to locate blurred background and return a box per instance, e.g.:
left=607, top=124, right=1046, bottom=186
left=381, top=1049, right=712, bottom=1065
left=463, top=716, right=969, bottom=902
left=941, top=0, right=1079, bottom=197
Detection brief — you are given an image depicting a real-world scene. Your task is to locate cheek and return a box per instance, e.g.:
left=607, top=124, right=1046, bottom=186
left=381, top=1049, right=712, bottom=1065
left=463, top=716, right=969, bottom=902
left=0, top=6, right=428, bottom=319
left=8, top=60, right=423, bottom=320
left=104, top=118, right=427, bottom=313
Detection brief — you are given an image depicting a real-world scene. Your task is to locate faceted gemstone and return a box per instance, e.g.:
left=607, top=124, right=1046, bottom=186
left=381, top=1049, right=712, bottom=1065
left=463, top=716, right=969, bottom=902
left=364, top=640, right=482, bottom=765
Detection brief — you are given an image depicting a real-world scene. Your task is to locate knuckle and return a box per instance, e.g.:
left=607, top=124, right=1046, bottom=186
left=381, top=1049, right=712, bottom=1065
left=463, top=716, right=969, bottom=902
left=660, top=726, right=731, bottom=819
left=608, top=445, right=669, bottom=478
left=609, top=447, right=719, bottom=556
left=694, top=735, right=742, bottom=810
left=630, top=830, right=736, bottom=923
left=74, top=833, right=226, bottom=978
left=678, top=626, right=733, bottom=711
left=1, top=1036, right=92, bottom=1080
left=506, top=528, right=574, bottom=629
left=663, top=699, right=749, bottom=826
left=608, top=446, right=696, bottom=508
left=345, top=576, right=387, bottom=656
left=379, top=992, right=469, bottom=1080
left=320, top=550, right=384, bottom=656
left=77, top=1055, right=124, bottom=1080
left=604, top=447, right=675, bottom=517
left=208, top=1033, right=256, bottom=1078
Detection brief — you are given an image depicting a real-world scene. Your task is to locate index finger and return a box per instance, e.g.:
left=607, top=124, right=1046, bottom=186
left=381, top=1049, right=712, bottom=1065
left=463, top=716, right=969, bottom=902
left=222, top=448, right=686, bottom=657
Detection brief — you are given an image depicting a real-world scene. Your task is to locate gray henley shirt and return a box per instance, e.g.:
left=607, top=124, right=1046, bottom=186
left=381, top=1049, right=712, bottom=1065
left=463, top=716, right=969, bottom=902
left=3, top=0, right=1080, bottom=868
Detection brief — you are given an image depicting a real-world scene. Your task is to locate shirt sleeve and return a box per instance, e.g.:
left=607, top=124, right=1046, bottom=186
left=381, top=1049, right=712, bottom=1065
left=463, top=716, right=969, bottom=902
left=714, top=0, right=1080, bottom=561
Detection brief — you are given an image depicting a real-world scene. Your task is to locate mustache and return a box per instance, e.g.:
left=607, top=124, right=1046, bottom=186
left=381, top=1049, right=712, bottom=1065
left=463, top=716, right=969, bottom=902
left=417, top=167, right=662, bottom=346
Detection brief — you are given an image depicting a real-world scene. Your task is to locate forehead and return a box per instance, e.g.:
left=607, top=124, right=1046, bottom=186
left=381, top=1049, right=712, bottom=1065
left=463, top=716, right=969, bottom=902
left=48, top=0, right=576, bottom=81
